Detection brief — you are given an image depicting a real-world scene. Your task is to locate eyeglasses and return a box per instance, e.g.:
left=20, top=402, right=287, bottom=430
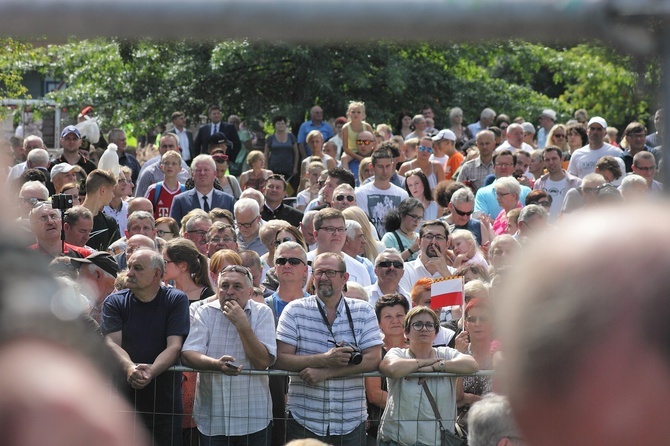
left=553, top=133, right=566, bottom=139
left=418, top=146, right=433, bottom=154
left=318, top=226, right=346, bottom=234
left=316, top=180, right=326, bottom=187
left=627, top=133, right=646, bottom=139
left=452, top=205, right=473, bottom=217
left=220, top=265, right=253, bottom=282
left=537, top=200, right=551, bottom=208
left=581, top=186, right=598, bottom=194
left=186, top=230, right=208, bottom=238
left=377, top=260, right=403, bottom=269
left=275, top=257, right=305, bottom=266
left=422, top=233, right=447, bottom=241
left=405, top=213, right=423, bottom=222
left=495, top=191, right=511, bottom=198
left=466, top=315, right=490, bottom=324
left=274, top=237, right=294, bottom=247
left=19, top=197, right=46, bottom=206
left=356, top=139, right=373, bottom=146
left=634, top=165, right=655, bottom=172
left=210, top=236, right=234, bottom=244
left=157, top=230, right=172, bottom=237
left=495, top=163, right=513, bottom=168
left=335, top=194, right=355, bottom=202
left=313, top=269, right=344, bottom=278
left=35, top=212, right=61, bottom=223
left=237, top=218, right=258, bottom=229
left=411, top=321, right=437, bottom=331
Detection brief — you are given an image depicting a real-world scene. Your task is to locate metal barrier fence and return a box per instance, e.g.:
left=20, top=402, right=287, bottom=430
left=118, top=366, right=495, bottom=446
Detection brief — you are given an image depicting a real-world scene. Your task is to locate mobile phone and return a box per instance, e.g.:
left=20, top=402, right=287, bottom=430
left=225, top=362, right=241, bottom=369
left=472, top=211, right=483, bottom=220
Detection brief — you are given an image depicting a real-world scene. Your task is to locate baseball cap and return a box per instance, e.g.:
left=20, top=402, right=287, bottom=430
left=587, top=116, right=607, bottom=129
left=71, top=251, right=119, bottom=278
left=50, top=163, right=82, bottom=180
left=209, top=132, right=232, bottom=148
left=521, top=122, right=536, bottom=134
left=80, top=106, right=94, bottom=116
left=540, top=109, right=557, bottom=121
left=61, top=125, right=81, bottom=139
left=432, top=129, right=456, bottom=142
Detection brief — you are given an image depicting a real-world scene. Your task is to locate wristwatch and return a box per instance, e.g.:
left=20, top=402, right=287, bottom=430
left=439, top=360, right=446, bottom=371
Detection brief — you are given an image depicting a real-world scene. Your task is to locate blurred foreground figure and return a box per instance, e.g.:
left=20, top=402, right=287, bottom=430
left=0, top=234, right=148, bottom=446
left=500, top=203, right=670, bottom=446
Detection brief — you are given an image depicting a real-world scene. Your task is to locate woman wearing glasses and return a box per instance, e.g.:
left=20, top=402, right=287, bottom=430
left=397, top=136, right=444, bottom=190
left=492, top=177, right=522, bottom=235
left=454, top=297, right=495, bottom=435
left=381, top=198, right=424, bottom=262
left=378, top=306, right=478, bottom=446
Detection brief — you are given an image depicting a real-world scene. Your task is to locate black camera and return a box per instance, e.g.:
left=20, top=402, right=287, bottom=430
left=51, top=194, right=74, bottom=211
left=348, top=345, right=363, bottom=365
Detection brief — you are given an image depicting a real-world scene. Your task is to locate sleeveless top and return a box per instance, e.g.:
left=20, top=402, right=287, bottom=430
left=266, top=132, right=296, bottom=176
left=410, top=160, right=438, bottom=190
left=346, top=121, right=370, bottom=151
left=245, top=174, right=267, bottom=192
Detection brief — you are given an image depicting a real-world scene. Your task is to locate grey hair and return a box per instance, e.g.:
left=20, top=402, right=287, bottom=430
left=468, top=394, right=520, bottom=446
left=19, top=181, right=49, bottom=200
left=302, top=210, right=318, bottom=226
left=518, top=204, right=547, bottom=224
left=374, top=248, right=402, bottom=265
left=345, top=219, right=362, bottom=241
left=190, top=154, right=216, bottom=171
left=620, top=174, right=647, bottom=191
left=234, top=197, right=260, bottom=216
left=481, top=108, right=496, bottom=120
left=184, top=214, right=212, bottom=232
left=493, top=177, right=521, bottom=198
left=449, top=107, right=463, bottom=119
left=127, top=210, right=156, bottom=229
left=451, top=187, right=475, bottom=205
left=274, top=241, right=307, bottom=263
left=27, top=148, right=50, bottom=167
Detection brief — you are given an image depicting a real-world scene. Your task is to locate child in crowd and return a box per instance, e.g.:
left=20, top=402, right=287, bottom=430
left=340, top=101, right=374, bottom=163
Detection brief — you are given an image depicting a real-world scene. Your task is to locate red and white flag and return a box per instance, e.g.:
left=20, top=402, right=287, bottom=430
left=430, top=276, right=464, bottom=310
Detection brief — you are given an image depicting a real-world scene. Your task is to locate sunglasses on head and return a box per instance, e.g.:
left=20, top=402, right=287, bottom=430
left=274, top=237, right=294, bottom=247
left=275, top=257, right=305, bottom=266
left=356, top=139, right=373, bottom=146
left=335, top=194, right=355, bottom=202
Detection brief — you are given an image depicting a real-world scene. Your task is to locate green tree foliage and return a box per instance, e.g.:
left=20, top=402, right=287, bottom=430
left=0, top=38, right=32, bottom=102
left=13, top=38, right=657, bottom=135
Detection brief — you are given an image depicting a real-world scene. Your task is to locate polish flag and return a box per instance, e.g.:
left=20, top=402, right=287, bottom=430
left=430, top=276, right=464, bottom=310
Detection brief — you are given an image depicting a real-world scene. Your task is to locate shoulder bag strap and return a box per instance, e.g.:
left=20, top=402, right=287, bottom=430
left=392, top=230, right=405, bottom=252
left=422, top=381, right=447, bottom=433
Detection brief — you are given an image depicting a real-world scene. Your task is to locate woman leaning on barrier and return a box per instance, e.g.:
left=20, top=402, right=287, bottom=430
left=378, top=307, right=478, bottom=446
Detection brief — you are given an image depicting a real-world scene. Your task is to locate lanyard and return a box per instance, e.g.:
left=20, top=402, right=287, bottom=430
left=316, top=297, right=359, bottom=348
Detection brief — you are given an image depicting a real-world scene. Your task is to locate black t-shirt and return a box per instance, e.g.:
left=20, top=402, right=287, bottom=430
left=101, top=286, right=190, bottom=413
left=89, top=211, right=120, bottom=251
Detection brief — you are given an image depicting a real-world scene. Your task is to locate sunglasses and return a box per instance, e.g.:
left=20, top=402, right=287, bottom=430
left=275, top=257, right=305, bottom=266
left=452, top=206, right=473, bottom=217
left=274, top=237, right=294, bottom=247
left=356, top=139, right=373, bottom=146
left=212, top=154, right=229, bottom=163
left=466, top=315, right=490, bottom=324
left=418, top=146, right=434, bottom=154
left=377, top=260, right=403, bottom=269
left=335, top=194, right=355, bottom=202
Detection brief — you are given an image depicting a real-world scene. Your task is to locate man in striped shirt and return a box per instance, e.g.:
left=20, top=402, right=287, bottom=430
left=276, top=252, right=382, bottom=445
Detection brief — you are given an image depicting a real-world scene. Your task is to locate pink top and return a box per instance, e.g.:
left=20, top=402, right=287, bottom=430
left=492, top=202, right=521, bottom=235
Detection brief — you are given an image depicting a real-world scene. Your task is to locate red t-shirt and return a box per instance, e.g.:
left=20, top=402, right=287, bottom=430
left=29, top=242, right=92, bottom=258
left=145, top=182, right=184, bottom=219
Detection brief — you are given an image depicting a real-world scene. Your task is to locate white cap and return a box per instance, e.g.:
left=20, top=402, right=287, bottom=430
left=521, top=122, right=536, bottom=134
left=50, top=163, right=82, bottom=180
left=431, top=129, right=456, bottom=142
left=540, top=109, right=557, bottom=121
left=587, top=116, right=607, bottom=129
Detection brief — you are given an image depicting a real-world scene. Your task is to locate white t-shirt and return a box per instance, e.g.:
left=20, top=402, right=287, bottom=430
left=429, top=154, right=448, bottom=167
left=355, top=182, right=408, bottom=237
left=567, top=143, right=623, bottom=178
left=306, top=250, right=372, bottom=287
left=542, top=177, right=569, bottom=220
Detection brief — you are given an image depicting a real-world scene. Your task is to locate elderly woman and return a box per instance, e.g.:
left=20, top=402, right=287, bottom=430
left=378, top=307, right=478, bottom=446
left=492, top=177, right=522, bottom=235
left=239, top=150, right=273, bottom=191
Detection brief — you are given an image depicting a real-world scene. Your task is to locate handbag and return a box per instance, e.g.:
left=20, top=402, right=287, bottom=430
left=422, top=381, right=467, bottom=446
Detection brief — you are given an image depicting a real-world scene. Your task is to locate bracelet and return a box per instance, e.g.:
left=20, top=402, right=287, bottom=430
left=407, top=247, right=415, bottom=255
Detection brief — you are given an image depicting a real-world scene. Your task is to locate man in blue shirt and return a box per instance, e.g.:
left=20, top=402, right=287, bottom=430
left=297, top=106, right=334, bottom=158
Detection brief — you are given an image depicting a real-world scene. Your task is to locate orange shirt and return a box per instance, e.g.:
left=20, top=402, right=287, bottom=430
left=445, top=151, right=464, bottom=180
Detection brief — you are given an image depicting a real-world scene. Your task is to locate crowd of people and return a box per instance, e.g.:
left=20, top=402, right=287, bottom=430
left=4, top=101, right=665, bottom=446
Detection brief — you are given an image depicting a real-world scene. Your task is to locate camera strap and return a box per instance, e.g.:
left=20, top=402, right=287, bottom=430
left=316, top=297, right=359, bottom=348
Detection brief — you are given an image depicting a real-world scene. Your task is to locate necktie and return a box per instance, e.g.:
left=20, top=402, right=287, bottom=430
left=212, top=123, right=218, bottom=135
left=203, top=195, right=210, bottom=212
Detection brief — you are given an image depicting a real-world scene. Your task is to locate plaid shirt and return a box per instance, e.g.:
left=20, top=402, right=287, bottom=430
left=456, top=157, right=494, bottom=192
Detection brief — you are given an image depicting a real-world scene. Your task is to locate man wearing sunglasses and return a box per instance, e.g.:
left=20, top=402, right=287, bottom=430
left=355, top=148, right=409, bottom=237
left=445, top=188, right=493, bottom=249
left=261, top=174, right=304, bottom=227
left=330, top=183, right=357, bottom=211
left=365, top=248, right=409, bottom=307
left=276, top=252, right=382, bottom=445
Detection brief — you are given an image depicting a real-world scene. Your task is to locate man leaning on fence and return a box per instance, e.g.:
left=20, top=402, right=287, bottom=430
left=101, top=248, right=190, bottom=446
left=275, top=252, right=382, bottom=446
left=182, top=265, right=276, bottom=446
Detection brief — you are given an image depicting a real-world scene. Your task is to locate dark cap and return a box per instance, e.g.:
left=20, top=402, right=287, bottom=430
left=208, top=132, right=232, bottom=148
left=71, top=251, right=119, bottom=278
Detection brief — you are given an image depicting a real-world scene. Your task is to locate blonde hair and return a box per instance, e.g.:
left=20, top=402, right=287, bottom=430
left=246, top=150, right=264, bottom=165
left=342, top=207, right=378, bottom=262
left=452, top=229, right=483, bottom=257
left=347, top=101, right=366, bottom=115
left=162, top=150, right=183, bottom=164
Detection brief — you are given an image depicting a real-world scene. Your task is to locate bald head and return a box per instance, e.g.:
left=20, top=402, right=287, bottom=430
left=127, top=197, right=154, bottom=216
left=356, top=131, right=376, bottom=156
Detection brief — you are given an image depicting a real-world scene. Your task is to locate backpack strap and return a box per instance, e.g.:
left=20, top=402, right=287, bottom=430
left=152, top=181, right=163, bottom=207
left=392, top=230, right=406, bottom=252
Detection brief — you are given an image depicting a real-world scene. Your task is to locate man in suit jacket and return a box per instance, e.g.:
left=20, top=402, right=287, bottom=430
left=192, top=104, right=241, bottom=162
left=170, top=154, right=235, bottom=226
left=168, top=111, right=195, bottom=165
